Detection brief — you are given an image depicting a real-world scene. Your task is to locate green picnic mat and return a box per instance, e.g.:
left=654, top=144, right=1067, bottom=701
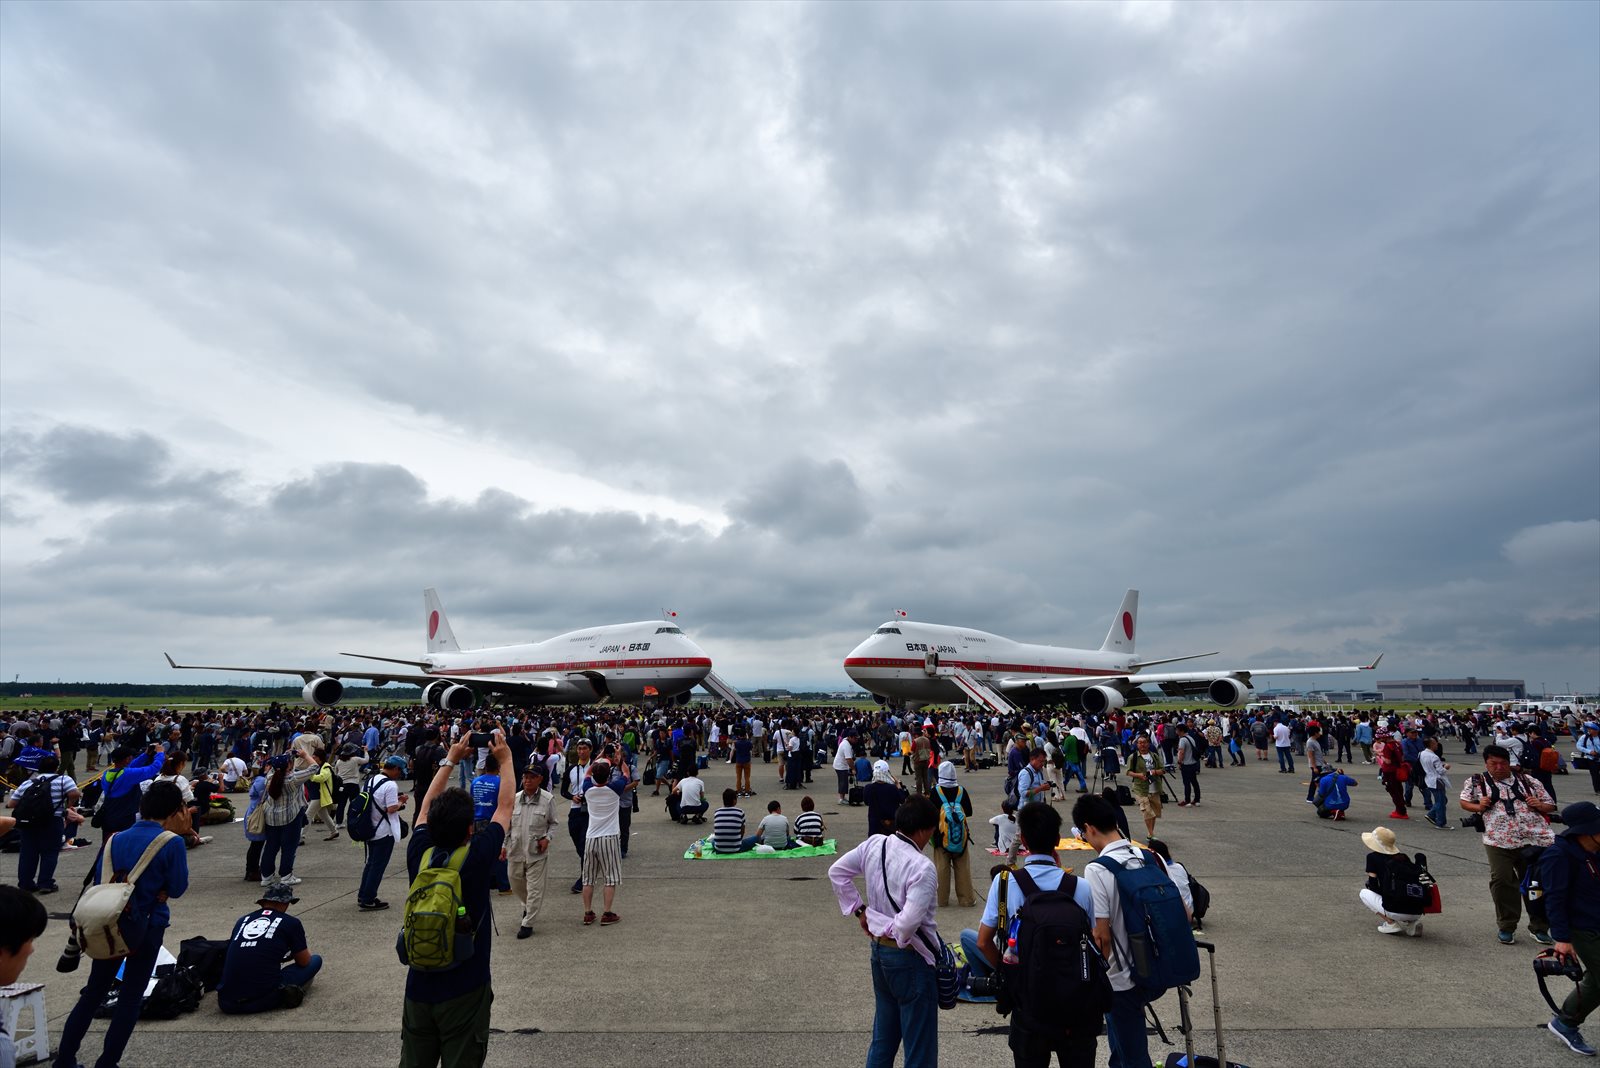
left=682, top=837, right=837, bottom=860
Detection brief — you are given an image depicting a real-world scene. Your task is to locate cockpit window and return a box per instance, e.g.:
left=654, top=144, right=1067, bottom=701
left=655, top=626, right=683, bottom=634
left=875, top=627, right=902, bottom=635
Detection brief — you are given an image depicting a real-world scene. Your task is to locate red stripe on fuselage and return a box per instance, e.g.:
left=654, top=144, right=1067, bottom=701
left=842, top=657, right=1123, bottom=676
left=435, top=656, right=713, bottom=677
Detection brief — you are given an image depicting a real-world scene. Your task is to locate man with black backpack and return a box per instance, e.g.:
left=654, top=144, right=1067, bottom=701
left=1075, top=793, right=1199, bottom=1068
left=6, top=754, right=80, bottom=893
left=962, top=801, right=1109, bottom=1068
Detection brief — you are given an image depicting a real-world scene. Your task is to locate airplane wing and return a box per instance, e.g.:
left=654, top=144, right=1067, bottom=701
left=998, top=655, right=1383, bottom=695
left=163, top=654, right=562, bottom=692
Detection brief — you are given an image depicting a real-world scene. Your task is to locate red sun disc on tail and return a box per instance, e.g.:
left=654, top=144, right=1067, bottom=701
left=1122, top=612, right=1134, bottom=640
left=428, top=611, right=440, bottom=640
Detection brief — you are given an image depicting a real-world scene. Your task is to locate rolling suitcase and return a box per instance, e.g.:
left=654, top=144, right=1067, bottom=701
left=1162, top=941, right=1249, bottom=1068
left=847, top=785, right=866, bottom=806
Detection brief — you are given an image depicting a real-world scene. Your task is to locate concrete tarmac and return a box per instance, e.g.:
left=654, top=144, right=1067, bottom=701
left=8, top=747, right=1584, bottom=1067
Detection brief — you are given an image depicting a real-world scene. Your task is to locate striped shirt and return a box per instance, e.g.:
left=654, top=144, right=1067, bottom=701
left=14, top=773, right=76, bottom=816
left=262, top=764, right=315, bottom=826
left=712, top=806, right=746, bottom=852
left=794, top=811, right=825, bottom=841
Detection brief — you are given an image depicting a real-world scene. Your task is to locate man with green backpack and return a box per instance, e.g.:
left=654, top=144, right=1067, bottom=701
left=399, top=729, right=514, bottom=1068
left=931, top=761, right=976, bottom=908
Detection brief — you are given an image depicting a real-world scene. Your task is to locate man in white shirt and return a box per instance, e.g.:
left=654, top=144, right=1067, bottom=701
left=1272, top=719, right=1295, bottom=773
left=580, top=759, right=630, bottom=925
left=357, top=755, right=409, bottom=912
left=1077, top=794, right=1156, bottom=1068
left=669, top=771, right=708, bottom=823
left=221, top=754, right=248, bottom=792
left=833, top=732, right=857, bottom=804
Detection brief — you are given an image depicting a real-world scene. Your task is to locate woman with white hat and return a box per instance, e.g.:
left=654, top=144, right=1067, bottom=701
left=1360, top=826, right=1425, bottom=936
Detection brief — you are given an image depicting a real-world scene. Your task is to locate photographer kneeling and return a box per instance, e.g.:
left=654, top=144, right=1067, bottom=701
left=1539, top=802, right=1600, bottom=1057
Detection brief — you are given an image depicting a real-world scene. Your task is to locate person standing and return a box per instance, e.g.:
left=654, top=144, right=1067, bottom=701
left=1075, top=793, right=1157, bottom=1068
left=400, top=732, right=512, bottom=1068
left=259, top=752, right=315, bottom=889
left=1419, top=737, right=1453, bottom=830
left=580, top=759, right=629, bottom=926
left=53, top=781, right=190, bottom=1068
left=1460, top=744, right=1557, bottom=946
left=307, top=749, right=340, bottom=841
left=505, top=763, right=557, bottom=939
left=828, top=796, right=943, bottom=1068
left=1540, top=802, right=1600, bottom=1057
left=1375, top=731, right=1410, bottom=820
left=561, top=738, right=593, bottom=895
left=1126, top=735, right=1166, bottom=840
left=6, top=755, right=80, bottom=894
left=1272, top=718, right=1295, bottom=773
left=471, top=757, right=510, bottom=894
left=732, top=727, right=754, bottom=798
left=357, top=755, right=409, bottom=912
left=1174, top=725, right=1201, bottom=808
left=930, top=761, right=976, bottom=909
left=834, top=730, right=858, bottom=805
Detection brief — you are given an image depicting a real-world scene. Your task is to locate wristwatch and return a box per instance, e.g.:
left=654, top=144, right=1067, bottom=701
left=439, top=759, right=456, bottom=769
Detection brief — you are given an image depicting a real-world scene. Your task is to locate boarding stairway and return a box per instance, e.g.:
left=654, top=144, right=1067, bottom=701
left=700, top=671, right=753, bottom=711
left=939, top=665, right=1020, bottom=719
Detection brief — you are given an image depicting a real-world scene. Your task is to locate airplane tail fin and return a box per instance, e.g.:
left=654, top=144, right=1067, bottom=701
left=1099, top=589, right=1139, bottom=656
left=423, top=588, right=461, bottom=653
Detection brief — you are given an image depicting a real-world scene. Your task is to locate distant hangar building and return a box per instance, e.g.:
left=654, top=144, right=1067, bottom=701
left=1378, top=677, right=1526, bottom=702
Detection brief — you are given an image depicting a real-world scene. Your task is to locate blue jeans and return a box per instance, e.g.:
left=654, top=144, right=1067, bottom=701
left=54, top=922, right=164, bottom=1068
left=959, top=928, right=995, bottom=981
left=1105, top=986, right=1153, bottom=1068
left=261, top=820, right=301, bottom=880
left=18, top=815, right=64, bottom=889
left=1276, top=746, right=1294, bottom=772
left=220, top=954, right=324, bottom=1013
left=1066, top=762, right=1088, bottom=790
left=867, top=942, right=938, bottom=1068
left=714, top=835, right=761, bottom=854
left=1422, top=784, right=1447, bottom=827
left=360, top=834, right=395, bottom=903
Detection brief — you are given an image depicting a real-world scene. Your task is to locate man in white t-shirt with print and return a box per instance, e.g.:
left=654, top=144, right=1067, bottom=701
left=1272, top=719, right=1295, bottom=773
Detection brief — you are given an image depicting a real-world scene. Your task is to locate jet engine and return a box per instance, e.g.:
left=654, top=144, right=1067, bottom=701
left=302, top=676, right=344, bottom=707
left=422, top=680, right=453, bottom=709
left=675, top=691, right=693, bottom=706
left=1208, top=677, right=1251, bottom=708
left=440, top=684, right=477, bottom=712
left=1080, top=685, right=1127, bottom=716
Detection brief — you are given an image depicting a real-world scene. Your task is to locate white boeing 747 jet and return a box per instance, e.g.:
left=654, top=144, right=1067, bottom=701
left=167, top=588, right=729, bottom=710
left=843, top=590, right=1380, bottom=714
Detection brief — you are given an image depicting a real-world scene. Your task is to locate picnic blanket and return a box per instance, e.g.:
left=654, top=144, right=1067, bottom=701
left=683, top=837, right=837, bottom=860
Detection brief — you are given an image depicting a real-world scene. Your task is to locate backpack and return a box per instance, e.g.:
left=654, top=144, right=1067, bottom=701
left=1539, top=746, right=1560, bottom=774
left=93, top=770, right=142, bottom=832
left=1090, top=848, right=1200, bottom=994
left=1114, top=784, right=1135, bottom=807
left=397, top=844, right=475, bottom=971
left=1003, top=866, right=1112, bottom=1034
left=1188, top=871, right=1211, bottom=920
left=938, top=788, right=968, bottom=856
left=1380, top=852, right=1429, bottom=916
left=14, top=773, right=61, bottom=828
left=72, top=830, right=179, bottom=960
left=345, top=774, right=386, bottom=842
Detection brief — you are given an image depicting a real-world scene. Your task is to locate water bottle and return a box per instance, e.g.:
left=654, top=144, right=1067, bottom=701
left=1001, top=915, right=1021, bottom=965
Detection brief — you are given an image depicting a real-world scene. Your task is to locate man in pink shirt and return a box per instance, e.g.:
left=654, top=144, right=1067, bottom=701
left=829, top=794, right=942, bottom=1068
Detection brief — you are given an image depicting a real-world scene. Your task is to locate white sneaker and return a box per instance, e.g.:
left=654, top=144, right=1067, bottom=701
left=1405, top=921, right=1423, bottom=937
left=280, top=874, right=303, bottom=886
left=197, top=835, right=214, bottom=844
left=261, top=876, right=276, bottom=887
left=1377, top=921, right=1404, bottom=935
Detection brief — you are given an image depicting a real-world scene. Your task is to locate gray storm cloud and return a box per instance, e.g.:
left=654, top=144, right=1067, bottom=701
left=0, top=1, right=1595, bottom=689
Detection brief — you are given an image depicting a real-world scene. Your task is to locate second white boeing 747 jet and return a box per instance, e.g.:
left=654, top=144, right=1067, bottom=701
left=843, top=590, right=1380, bottom=714
left=167, top=588, right=736, bottom=710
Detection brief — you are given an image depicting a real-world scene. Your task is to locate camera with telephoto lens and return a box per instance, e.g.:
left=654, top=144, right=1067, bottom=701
left=1536, top=951, right=1585, bottom=984
left=1460, top=812, right=1485, bottom=831
left=967, top=973, right=1004, bottom=998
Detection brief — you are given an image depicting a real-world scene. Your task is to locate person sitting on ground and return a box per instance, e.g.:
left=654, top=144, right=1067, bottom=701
left=794, top=796, right=827, bottom=846
left=757, top=799, right=794, bottom=849
left=1146, top=838, right=1196, bottom=926
left=217, top=884, right=323, bottom=1013
left=1360, top=826, right=1425, bottom=937
left=667, top=768, right=708, bottom=824
left=990, top=799, right=1020, bottom=856
left=711, top=788, right=759, bottom=853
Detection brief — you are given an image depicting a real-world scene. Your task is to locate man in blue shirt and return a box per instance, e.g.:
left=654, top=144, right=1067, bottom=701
left=89, top=745, right=168, bottom=840
left=54, top=780, right=190, bottom=1068
left=471, top=759, right=510, bottom=893
left=218, top=884, right=322, bottom=1013
left=363, top=719, right=382, bottom=757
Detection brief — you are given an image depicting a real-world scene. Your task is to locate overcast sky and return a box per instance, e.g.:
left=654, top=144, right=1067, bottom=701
left=2, top=1, right=1596, bottom=694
